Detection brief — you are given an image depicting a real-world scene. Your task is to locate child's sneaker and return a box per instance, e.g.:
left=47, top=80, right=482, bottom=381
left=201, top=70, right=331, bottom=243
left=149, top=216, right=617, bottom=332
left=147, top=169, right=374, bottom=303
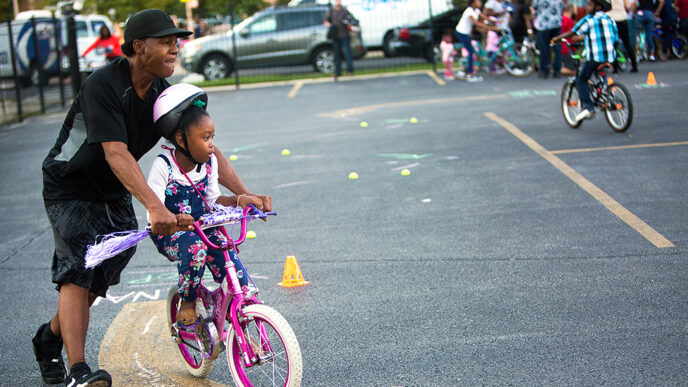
left=443, top=75, right=454, bottom=80
left=66, top=362, right=111, bottom=387
left=32, top=323, right=66, bottom=384
left=575, top=108, right=594, bottom=122
left=467, top=74, right=483, bottom=83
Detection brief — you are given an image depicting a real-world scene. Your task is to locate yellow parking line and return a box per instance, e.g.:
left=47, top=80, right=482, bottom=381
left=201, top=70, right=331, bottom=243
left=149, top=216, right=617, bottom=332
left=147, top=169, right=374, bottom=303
left=485, top=112, right=674, bottom=248
left=551, top=141, right=688, bottom=154
left=287, top=81, right=304, bottom=98
left=426, top=70, right=446, bottom=86
left=319, top=93, right=507, bottom=118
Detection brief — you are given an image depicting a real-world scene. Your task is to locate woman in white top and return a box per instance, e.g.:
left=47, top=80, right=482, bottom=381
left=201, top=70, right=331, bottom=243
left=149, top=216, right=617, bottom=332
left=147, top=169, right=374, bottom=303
left=455, top=0, right=500, bottom=82
left=608, top=0, right=638, bottom=71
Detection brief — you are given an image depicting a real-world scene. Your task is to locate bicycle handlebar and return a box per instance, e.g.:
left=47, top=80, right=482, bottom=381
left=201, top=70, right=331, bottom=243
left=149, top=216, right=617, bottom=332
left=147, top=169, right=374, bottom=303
left=194, top=204, right=276, bottom=248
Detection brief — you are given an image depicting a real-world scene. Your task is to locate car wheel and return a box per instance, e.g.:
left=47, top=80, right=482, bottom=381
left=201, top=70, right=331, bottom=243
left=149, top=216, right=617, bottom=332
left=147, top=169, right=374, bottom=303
left=200, top=54, right=233, bottom=81
left=312, top=46, right=334, bottom=73
left=29, top=62, right=48, bottom=87
left=425, top=44, right=440, bottom=63
left=382, top=32, right=395, bottom=57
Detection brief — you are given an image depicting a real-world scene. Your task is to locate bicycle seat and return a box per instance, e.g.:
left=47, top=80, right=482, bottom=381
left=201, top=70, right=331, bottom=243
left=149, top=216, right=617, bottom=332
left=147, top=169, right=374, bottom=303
left=596, top=63, right=613, bottom=71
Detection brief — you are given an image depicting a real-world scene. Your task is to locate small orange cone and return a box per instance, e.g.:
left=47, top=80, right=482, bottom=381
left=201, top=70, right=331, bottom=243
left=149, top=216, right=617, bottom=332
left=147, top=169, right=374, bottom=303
left=646, top=71, right=657, bottom=85
left=277, top=256, right=309, bottom=287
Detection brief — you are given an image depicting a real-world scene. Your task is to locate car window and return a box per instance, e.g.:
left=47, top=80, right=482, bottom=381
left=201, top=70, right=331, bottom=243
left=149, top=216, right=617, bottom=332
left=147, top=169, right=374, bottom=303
left=278, top=11, right=318, bottom=31
left=311, top=11, right=325, bottom=25
left=76, top=21, right=89, bottom=38
left=91, top=20, right=106, bottom=35
left=248, top=15, right=277, bottom=34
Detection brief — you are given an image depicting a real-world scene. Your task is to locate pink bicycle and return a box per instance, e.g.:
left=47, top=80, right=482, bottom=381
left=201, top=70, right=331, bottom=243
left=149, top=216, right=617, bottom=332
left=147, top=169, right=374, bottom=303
left=166, top=205, right=302, bottom=386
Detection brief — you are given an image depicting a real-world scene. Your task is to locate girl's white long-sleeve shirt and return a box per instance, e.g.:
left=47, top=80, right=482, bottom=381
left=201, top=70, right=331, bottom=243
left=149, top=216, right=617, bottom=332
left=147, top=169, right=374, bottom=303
left=146, top=154, right=220, bottom=222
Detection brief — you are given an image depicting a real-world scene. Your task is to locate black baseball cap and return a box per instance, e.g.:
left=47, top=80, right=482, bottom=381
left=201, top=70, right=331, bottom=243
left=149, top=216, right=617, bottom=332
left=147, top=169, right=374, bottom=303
left=122, top=9, right=192, bottom=56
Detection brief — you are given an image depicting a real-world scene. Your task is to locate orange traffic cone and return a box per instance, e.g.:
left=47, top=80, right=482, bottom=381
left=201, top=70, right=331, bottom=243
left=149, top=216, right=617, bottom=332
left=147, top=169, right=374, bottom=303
left=277, top=256, right=309, bottom=287
left=646, top=71, right=657, bottom=86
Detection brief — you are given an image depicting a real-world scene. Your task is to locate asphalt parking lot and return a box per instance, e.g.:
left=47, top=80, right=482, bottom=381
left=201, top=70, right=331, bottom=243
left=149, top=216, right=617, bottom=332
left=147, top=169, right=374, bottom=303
left=1, top=59, right=686, bottom=386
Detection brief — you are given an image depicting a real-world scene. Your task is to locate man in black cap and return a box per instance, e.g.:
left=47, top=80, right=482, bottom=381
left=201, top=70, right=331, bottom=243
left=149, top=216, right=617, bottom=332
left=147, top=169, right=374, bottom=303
left=33, top=9, right=271, bottom=386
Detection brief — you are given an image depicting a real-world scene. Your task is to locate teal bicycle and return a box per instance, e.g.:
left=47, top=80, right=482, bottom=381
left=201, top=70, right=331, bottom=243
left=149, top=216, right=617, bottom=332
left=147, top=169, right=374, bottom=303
left=453, top=30, right=535, bottom=78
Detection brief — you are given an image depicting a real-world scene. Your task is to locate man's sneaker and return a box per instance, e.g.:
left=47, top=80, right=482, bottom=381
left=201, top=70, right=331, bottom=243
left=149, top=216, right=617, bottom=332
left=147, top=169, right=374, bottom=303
left=32, top=323, right=66, bottom=384
left=575, top=109, right=594, bottom=122
left=648, top=54, right=656, bottom=61
left=66, top=362, right=111, bottom=387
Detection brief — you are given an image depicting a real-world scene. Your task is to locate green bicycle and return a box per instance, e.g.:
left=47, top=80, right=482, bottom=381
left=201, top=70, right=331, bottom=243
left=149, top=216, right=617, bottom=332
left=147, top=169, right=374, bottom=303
left=454, top=30, right=536, bottom=78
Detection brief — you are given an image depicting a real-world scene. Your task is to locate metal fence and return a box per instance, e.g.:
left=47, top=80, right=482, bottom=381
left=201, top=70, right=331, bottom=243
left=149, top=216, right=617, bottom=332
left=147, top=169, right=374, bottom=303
left=172, top=0, right=460, bottom=85
left=1, top=1, right=460, bottom=124
left=0, top=15, right=71, bottom=125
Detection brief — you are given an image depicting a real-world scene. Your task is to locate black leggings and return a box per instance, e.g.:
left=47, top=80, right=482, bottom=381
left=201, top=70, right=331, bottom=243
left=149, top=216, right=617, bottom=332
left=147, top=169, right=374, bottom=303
left=615, top=20, right=637, bottom=71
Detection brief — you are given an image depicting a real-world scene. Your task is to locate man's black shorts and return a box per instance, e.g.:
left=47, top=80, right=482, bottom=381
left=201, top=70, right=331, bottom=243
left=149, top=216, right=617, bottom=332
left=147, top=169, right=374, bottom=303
left=45, top=195, right=137, bottom=298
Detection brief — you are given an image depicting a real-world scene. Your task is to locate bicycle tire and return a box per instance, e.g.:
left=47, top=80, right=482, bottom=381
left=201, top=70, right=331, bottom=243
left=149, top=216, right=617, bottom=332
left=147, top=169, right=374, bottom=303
left=561, top=81, right=583, bottom=128
left=503, top=44, right=535, bottom=77
left=166, top=286, right=215, bottom=377
left=227, top=304, right=302, bottom=387
left=672, top=34, right=688, bottom=59
left=604, top=82, right=633, bottom=132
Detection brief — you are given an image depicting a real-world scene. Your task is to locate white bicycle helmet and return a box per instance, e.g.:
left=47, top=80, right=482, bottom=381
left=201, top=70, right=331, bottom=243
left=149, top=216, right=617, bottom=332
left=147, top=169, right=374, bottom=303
left=153, top=83, right=208, bottom=139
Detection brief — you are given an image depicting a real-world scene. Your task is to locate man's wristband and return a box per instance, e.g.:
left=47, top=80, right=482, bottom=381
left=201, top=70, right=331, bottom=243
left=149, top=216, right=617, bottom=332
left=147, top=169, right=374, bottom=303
left=527, top=28, right=533, bottom=33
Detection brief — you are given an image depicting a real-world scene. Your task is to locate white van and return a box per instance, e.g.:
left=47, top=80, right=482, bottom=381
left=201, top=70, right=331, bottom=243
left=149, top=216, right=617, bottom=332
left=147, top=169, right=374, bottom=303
left=288, top=0, right=453, bottom=51
left=0, top=11, right=114, bottom=86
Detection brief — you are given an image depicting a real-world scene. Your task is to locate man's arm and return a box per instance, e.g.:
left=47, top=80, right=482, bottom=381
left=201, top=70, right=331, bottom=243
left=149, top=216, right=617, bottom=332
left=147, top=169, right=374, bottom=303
left=214, top=146, right=272, bottom=211
left=102, top=141, right=179, bottom=235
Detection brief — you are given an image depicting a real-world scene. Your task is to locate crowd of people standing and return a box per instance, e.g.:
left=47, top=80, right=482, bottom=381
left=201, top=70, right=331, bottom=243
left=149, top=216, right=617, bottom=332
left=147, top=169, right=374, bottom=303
left=447, top=0, right=687, bottom=81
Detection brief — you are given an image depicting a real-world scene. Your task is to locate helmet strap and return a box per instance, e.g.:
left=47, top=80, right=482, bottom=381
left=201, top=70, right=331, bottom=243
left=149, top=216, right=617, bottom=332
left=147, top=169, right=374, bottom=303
left=174, top=128, right=202, bottom=172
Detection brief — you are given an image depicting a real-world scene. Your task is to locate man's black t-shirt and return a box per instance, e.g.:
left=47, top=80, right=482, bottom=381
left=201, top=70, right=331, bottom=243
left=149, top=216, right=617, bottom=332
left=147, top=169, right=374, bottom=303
left=43, top=57, right=170, bottom=202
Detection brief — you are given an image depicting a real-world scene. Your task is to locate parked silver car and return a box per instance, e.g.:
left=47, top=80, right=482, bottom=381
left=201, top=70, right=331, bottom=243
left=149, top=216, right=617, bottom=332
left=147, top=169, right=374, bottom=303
left=180, top=5, right=366, bottom=80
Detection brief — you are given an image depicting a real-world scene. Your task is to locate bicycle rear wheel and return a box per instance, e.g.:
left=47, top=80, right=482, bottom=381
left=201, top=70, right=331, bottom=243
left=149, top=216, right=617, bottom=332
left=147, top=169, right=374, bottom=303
left=671, top=34, right=688, bottom=59
left=503, top=44, right=535, bottom=77
left=166, top=286, right=215, bottom=377
left=604, top=82, right=633, bottom=132
left=561, top=81, right=583, bottom=128
left=227, top=304, right=302, bottom=387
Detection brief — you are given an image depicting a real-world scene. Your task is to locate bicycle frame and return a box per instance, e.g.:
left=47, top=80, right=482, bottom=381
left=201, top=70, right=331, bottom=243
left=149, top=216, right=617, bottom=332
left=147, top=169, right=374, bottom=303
left=456, top=31, right=522, bottom=70
left=174, top=205, right=273, bottom=369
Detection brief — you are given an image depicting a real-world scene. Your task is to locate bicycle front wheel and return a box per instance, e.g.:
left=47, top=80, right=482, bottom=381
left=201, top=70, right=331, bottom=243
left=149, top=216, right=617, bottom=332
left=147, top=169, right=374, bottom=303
left=227, top=304, right=302, bottom=387
left=561, top=81, right=583, bottom=128
left=672, top=34, right=688, bottom=59
left=503, top=44, right=535, bottom=77
left=166, top=286, right=215, bottom=377
left=604, top=82, right=633, bottom=132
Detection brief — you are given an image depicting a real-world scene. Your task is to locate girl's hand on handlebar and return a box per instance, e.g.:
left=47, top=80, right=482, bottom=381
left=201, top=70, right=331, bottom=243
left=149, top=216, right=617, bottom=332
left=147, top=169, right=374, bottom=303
left=175, top=213, right=194, bottom=231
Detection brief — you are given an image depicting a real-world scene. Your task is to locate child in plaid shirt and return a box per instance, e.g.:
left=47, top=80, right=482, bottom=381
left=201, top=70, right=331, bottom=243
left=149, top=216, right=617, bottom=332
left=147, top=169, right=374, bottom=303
left=552, top=0, right=619, bottom=122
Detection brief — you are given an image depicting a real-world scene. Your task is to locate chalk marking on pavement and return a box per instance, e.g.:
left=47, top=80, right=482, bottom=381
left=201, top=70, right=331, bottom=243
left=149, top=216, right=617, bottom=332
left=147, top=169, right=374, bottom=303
left=485, top=112, right=674, bottom=249
left=426, top=71, right=446, bottom=86
left=273, top=180, right=311, bottom=189
left=230, top=142, right=270, bottom=152
left=392, top=162, right=420, bottom=171
left=100, top=301, right=229, bottom=386
left=143, top=316, right=157, bottom=335
left=287, top=81, right=304, bottom=98
left=319, top=94, right=507, bottom=119
left=550, top=141, right=688, bottom=155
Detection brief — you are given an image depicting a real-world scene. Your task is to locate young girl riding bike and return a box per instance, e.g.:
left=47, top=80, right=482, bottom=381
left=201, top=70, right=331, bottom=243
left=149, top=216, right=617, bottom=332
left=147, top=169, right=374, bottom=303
left=147, top=83, right=264, bottom=326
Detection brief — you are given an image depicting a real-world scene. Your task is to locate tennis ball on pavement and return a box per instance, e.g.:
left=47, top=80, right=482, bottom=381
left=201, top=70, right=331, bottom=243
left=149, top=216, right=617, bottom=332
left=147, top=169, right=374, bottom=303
left=229, top=154, right=238, bottom=161
left=360, top=121, right=368, bottom=127
left=348, top=172, right=359, bottom=180
left=409, top=117, right=418, bottom=123
left=401, top=168, right=411, bottom=176
left=246, top=230, right=257, bottom=239
left=281, top=149, right=291, bottom=156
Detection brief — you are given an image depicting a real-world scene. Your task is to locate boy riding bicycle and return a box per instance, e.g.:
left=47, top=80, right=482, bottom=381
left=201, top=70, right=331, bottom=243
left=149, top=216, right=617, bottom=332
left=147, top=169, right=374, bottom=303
left=552, top=0, right=619, bottom=123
